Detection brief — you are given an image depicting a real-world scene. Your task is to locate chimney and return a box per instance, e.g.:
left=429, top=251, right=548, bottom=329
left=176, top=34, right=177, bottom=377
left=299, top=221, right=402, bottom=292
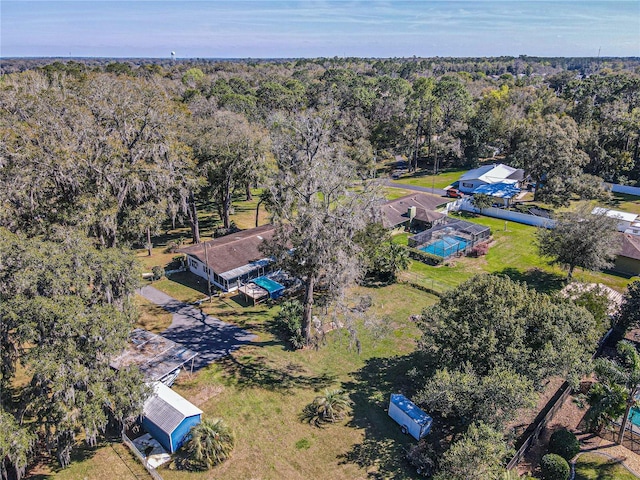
left=408, top=206, right=416, bottom=221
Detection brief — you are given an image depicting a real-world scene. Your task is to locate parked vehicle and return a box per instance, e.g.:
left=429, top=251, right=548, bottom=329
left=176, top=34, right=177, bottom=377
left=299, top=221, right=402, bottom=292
left=446, top=188, right=463, bottom=198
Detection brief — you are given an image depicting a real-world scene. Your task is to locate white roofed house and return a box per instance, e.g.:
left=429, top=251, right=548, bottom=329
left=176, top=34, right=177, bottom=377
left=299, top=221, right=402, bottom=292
left=142, top=382, right=203, bottom=453
left=591, top=207, right=639, bottom=234
left=457, top=163, right=525, bottom=194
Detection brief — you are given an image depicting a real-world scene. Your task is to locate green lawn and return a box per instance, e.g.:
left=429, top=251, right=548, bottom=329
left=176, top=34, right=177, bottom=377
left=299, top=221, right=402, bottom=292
left=153, top=282, right=437, bottom=480
left=31, top=440, right=150, bottom=480
left=574, top=453, right=639, bottom=480
left=606, top=193, right=640, bottom=216
left=395, top=212, right=636, bottom=294
left=390, top=168, right=467, bottom=190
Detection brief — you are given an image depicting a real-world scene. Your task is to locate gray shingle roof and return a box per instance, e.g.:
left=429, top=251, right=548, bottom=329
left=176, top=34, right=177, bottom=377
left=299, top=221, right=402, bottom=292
left=143, top=382, right=202, bottom=435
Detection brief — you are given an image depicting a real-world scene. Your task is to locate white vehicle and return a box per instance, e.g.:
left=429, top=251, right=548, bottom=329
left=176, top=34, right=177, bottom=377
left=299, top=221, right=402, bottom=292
left=388, top=393, right=432, bottom=440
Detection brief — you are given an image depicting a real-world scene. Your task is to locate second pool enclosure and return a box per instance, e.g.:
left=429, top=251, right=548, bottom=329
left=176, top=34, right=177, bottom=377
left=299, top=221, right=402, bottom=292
left=408, top=219, right=491, bottom=259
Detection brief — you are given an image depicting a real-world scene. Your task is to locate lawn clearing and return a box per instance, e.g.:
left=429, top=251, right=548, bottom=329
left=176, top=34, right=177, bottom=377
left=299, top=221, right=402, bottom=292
left=153, top=282, right=436, bottom=480
left=394, top=211, right=635, bottom=294
left=574, top=452, right=639, bottom=480
left=383, top=186, right=418, bottom=200
left=32, top=439, right=150, bottom=480
left=607, top=192, right=640, bottom=216
left=135, top=294, right=173, bottom=333
left=390, top=168, right=466, bottom=190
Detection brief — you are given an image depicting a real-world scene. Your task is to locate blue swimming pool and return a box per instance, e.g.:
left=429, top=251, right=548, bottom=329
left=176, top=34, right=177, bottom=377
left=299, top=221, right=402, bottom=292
left=629, top=406, right=640, bottom=428
left=419, top=235, right=469, bottom=258
left=253, top=276, right=285, bottom=299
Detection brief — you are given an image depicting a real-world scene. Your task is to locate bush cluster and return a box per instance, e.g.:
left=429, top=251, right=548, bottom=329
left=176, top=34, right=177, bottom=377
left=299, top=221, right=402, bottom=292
left=469, top=242, right=490, bottom=257
left=403, top=246, right=444, bottom=266
left=540, top=453, right=570, bottom=480
left=275, top=300, right=305, bottom=349
left=548, top=429, right=580, bottom=461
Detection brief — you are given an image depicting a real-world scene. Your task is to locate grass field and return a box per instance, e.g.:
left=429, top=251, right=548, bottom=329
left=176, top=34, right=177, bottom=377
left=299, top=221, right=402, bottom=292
left=151, top=282, right=437, bottom=480
left=390, top=168, right=466, bottom=190
left=30, top=439, right=151, bottom=480
left=396, top=212, right=636, bottom=294
left=574, top=453, right=639, bottom=480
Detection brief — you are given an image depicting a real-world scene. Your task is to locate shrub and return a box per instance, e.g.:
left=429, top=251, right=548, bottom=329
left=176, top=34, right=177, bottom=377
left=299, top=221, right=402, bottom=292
left=404, top=245, right=444, bottom=266
left=164, top=239, right=184, bottom=253
left=183, top=418, right=235, bottom=470
left=407, top=441, right=437, bottom=477
left=213, top=221, right=239, bottom=238
left=300, top=389, right=352, bottom=426
left=469, top=242, right=490, bottom=257
left=275, top=300, right=305, bottom=349
left=540, top=453, right=570, bottom=480
left=548, top=429, right=580, bottom=461
left=151, top=265, right=164, bottom=281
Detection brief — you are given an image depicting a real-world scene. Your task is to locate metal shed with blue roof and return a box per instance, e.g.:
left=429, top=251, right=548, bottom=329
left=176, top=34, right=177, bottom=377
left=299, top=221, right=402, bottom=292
left=388, top=394, right=432, bottom=440
left=142, top=382, right=203, bottom=453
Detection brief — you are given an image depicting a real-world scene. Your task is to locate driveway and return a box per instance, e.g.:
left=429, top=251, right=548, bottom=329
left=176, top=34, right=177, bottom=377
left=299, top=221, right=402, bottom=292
left=138, top=285, right=256, bottom=370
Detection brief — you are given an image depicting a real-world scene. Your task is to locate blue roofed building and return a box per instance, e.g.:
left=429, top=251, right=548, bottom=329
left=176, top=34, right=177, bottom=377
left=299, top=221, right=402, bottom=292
left=472, top=182, right=522, bottom=207
left=457, top=163, right=524, bottom=194
left=142, top=382, right=203, bottom=453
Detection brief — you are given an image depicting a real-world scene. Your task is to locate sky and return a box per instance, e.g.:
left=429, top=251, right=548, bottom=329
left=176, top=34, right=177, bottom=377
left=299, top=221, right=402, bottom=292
left=1, top=1, right=639, bottom=58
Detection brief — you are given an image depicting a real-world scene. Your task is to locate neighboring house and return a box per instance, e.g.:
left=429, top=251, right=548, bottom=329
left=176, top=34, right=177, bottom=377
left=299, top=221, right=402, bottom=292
left=142, top=382, right=203, bottom=453
left=379, top=193, right=446, bottom=232
left=472, top=182, right=521, bottom=207
left=179, top=224, right=275, bottom=292
left=615, top=233, right=640, bottom=276
left=457, top=163, right=524, bottom=194
left=592, top=207, right=639, bottom=234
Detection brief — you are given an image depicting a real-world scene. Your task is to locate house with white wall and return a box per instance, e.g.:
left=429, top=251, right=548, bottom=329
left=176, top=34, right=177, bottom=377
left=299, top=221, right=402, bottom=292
left=457, top=163, right=524, bottom=194
left=179, top=224, right=275, bottom=292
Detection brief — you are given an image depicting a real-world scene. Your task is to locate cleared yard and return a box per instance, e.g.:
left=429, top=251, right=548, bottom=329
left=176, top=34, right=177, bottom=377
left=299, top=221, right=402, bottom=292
left=155, top=282, right=437, bottom=480
left=397, top=212, right=636, bottom=294
left=390, top=168, right=466, bottom=190
left=574, top=453, right=639, bottom=480
left=32, top=440, right=151, bottom=480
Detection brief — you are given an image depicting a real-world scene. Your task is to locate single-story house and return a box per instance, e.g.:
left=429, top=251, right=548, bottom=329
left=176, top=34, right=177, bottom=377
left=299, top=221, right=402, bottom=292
left=592, top=207, right=639, bottom=234
left=142, top=382, right=203, bottom=453
left=178, top=224, right=275, bottom=292
left=457, top=163, right=524, bottom=194
left=615, top=233, right=640, bottom=276
left=472, top=182, right=521, bottom=207
left=379, top=193, right=446, bottom=232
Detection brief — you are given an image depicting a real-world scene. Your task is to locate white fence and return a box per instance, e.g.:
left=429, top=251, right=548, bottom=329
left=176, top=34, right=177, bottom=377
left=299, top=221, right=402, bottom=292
left=458, top=199, right=556, bottom=228
left=607, top=183, right=640, bottom=197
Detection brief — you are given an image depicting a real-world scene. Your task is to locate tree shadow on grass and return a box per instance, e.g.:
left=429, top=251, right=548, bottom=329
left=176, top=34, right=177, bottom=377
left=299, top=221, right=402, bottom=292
left=338, top=353, right=424, bottom=479
left=496, top=267, right=566, bottom=294
left=163, top=271, right=211, bottom=297
left=217, top=353, right=336, bottom=392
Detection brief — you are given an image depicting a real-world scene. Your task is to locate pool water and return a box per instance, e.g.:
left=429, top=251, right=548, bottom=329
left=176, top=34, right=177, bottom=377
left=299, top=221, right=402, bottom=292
left=419, top=235, right=469, bottom=258
left=253, top=276, right=285, bottom=294
left=629, top=406, right=640, bottom=427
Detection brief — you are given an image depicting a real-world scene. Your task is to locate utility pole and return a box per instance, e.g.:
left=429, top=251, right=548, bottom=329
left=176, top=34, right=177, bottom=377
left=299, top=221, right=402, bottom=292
left=203, top=240, right=212, bottom=302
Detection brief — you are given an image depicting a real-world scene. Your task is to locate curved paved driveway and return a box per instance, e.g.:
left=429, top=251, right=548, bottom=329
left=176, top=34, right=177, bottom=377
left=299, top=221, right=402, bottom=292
left=138, top=285, right=256, bottom=370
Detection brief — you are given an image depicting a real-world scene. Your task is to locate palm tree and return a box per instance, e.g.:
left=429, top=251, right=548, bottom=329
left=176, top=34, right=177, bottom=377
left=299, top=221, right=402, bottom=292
left=591, top=340, right=640, bottom=444
left=185, top=418, right=235, bottom=470
left=301, top=389, right=352, bottom=426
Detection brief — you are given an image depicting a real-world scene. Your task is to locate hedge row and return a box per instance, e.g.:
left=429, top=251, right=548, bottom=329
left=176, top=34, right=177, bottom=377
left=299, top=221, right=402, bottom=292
left=400, top=245, right=444, bottom=266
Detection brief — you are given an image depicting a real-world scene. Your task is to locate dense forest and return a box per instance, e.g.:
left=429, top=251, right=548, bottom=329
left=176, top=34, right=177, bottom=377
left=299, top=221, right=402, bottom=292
left=2, top=55, right=640, bottom=248
left=1, top=56, right=640, bottom=478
